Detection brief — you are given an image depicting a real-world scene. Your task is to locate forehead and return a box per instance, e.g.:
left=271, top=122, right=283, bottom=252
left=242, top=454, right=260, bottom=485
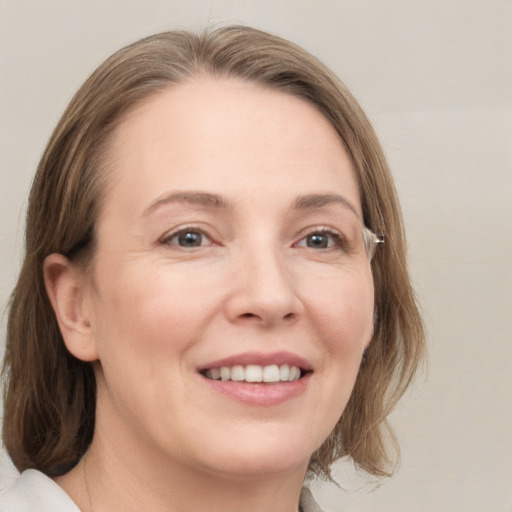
left=102, top=78, right=361, bottom=218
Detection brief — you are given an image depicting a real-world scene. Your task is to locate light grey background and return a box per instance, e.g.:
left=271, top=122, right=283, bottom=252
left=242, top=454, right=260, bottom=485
left=1, top=1, right=511, bottom=510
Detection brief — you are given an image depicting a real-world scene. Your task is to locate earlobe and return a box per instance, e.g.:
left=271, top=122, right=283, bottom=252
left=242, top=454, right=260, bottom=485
left=43, top=253, right=99, bottom=362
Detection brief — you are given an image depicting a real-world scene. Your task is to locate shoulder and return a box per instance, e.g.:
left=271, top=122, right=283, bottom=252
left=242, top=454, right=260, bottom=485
left=0, top=469, right=80, bottom=512
left=300, top=487, right=328, bottom=512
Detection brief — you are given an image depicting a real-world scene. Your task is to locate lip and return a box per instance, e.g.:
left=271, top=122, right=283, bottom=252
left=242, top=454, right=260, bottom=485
left=201, top=373, right=311, bottom=407
left=198, top=351, right=313, bottom=407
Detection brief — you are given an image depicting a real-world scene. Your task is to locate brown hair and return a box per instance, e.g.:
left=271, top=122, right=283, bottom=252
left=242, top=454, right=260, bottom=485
left=2, top=25, right=425, bottom=480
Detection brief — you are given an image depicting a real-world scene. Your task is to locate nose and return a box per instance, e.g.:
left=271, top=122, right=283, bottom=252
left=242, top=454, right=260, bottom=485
left=224, top=246, right=304, bottom=327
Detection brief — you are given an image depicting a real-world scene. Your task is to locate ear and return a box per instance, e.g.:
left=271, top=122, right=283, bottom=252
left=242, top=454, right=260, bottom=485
left=43, top=253, right=99, bottom=362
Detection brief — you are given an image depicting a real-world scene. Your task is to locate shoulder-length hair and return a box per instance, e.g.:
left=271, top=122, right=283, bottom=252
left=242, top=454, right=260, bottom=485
left=2, top=25, right=425, bottom=480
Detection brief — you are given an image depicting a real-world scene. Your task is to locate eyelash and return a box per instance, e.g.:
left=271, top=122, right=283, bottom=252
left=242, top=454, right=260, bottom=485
left=160, top=226, right=347, bottom=251
left=294, top=227, right=347, bottom=250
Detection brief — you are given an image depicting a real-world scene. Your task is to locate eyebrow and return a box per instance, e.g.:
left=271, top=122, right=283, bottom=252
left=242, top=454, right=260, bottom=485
left=143, top=191, right=360, bottom=219
left=292, top=193, right=361, bottom=219
left=143, top=191, right=234, bottom=216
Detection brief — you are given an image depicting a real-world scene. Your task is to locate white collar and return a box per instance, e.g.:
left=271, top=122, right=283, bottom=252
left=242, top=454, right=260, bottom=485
left=0, top=469, right=80, bottom=512
left=0, top=470, right=326, bottom=512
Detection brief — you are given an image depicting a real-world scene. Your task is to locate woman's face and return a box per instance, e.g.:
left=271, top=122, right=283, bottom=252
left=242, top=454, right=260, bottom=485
left=83, top=79, right=375, bottom=479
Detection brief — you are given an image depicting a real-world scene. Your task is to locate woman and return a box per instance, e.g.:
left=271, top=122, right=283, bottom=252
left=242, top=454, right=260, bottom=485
left=1, top=26, right=424, bottom=511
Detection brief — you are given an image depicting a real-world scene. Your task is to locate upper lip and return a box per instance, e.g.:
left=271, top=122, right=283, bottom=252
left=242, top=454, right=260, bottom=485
left=198, top=351, right=313, bottom=372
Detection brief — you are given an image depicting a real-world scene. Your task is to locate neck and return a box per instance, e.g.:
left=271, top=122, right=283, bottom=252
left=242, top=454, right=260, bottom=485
left=55, top=432, right=308, bottom=512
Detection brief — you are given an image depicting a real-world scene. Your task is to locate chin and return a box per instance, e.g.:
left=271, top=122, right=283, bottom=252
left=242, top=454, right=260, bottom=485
left=202, top=451, right=310, bottom=481
left=188, top=426, right=322, bottom=480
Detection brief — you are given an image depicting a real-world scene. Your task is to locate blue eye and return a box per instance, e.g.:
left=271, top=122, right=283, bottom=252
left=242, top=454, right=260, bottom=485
left=296, top=229, right=343, bottom=249
left=163, top=229, right=212, bottom=248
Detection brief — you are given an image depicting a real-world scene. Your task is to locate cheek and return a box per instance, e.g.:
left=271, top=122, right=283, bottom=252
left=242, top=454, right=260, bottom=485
left=310, top=270, right=375, bottom=354
left=86, top=261, right=180, bottom=357
left=88, top=261, right=219, bottom=369
left=86, top=262, right=223, bottom=430
left=297, top=272, right=375, bottom=447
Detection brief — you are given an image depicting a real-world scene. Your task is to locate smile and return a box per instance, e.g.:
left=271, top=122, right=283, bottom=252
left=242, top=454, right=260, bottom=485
left=202, top=364, right=302, bottom=383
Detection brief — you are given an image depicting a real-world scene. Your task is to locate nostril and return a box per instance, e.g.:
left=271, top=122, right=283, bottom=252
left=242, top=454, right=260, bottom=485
left=239, top=312, right=295, bottom=321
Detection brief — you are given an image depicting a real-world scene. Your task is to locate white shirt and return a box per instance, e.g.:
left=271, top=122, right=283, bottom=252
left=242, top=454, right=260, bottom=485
left=0, top=469, right=325, bottom=512
left=0, top=469, right=80, bottom=511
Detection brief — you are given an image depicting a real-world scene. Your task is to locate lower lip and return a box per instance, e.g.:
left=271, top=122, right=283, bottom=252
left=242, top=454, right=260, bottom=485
left=201, top=374, right=311, bottom=407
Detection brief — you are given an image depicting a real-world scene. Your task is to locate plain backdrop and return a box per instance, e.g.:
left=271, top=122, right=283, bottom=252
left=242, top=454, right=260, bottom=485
left=1, top=1, right=511, bottom=510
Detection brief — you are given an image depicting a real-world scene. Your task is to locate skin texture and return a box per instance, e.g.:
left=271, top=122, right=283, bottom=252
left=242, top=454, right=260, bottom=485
left=44, top=79, right=375, bottom=512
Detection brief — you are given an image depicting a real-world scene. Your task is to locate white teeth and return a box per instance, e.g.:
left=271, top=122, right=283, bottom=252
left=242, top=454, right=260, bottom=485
left=204, top=364, right=303, bottom=383
left=262, top=364, right=280, bottom=382
left=231, top=365, right=245, bottom=381
left=279, top=364, right=290, bottom=381
left=289, top=366, right=301, bottom=381
left=245, top=365, right=263, bottom=382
